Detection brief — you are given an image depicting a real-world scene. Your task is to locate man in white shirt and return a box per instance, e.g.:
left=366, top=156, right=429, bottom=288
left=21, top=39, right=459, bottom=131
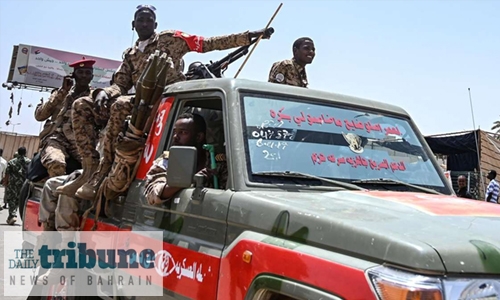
left=485, top=170, right=499, bottom=204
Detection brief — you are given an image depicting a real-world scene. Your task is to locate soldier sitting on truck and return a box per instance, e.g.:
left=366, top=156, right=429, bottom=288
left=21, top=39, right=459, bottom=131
left=37, top=127, right=107, bottom=233
left=56, top=4, right=270, bottom=202
left=35, top=58, right=95, bottom=178
left=144, top=113, right=227, bottom=205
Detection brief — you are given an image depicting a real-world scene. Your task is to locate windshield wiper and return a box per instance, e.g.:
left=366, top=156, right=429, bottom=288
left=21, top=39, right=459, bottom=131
left=253, top=171, right=365, bottom=191
left=351, top=178, right=442, bottom=195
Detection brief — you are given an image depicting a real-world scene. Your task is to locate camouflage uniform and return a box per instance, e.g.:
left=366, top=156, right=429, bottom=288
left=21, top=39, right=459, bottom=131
left=35, top=87, right=91, bottom=177
left=69, top=95, right=107, bottom=161
left=268, top=58, right=309, bottom=88
left=4, top=155, right=31, bottom=221
left=63, top=29, right=253, bottom=199
left=144, top=151, right=228, bottom=205
left=39, top=126, right=107, bottom=231
left=38, top=171, right=82, bottom=231
left=37, top=89, right=63, bottom=141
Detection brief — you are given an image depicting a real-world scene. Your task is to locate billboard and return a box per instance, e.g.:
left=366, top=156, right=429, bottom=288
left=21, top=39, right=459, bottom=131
left=6, top=44, right=122, bottom=90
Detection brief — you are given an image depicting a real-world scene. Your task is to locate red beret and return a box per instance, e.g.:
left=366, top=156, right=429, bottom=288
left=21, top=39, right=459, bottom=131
left=69, top=57, right=96, bottom=69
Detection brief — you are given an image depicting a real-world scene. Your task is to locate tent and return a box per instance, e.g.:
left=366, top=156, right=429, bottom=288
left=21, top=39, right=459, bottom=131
left=424, top=129, right=500, bottom=199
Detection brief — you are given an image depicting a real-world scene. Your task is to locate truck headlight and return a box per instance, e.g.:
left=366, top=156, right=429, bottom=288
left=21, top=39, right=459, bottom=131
left=366, top=265, right=500, bottom=300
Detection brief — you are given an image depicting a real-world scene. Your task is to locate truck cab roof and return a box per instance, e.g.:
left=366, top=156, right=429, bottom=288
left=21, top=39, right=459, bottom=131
left=165, top=78, right=410, bottom=117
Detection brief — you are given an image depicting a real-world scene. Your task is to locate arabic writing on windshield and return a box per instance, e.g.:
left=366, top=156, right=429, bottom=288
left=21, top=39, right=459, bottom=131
left=242, top=95, right=445, bottom=188
left=311, top=152, right=407, bottom=173
left=269, top=107, right=403, bottom=136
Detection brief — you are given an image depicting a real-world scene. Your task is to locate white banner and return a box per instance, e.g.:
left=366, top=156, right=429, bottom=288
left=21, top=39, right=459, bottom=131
left=8, top=44, right=121, bottom=90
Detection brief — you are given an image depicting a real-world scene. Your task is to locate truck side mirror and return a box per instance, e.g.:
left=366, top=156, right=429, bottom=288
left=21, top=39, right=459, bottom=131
left=166, top=146, right=197, bottom=188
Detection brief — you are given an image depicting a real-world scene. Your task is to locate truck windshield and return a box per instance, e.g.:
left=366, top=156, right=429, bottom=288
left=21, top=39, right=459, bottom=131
left=241, top=93, right=450, bottom=194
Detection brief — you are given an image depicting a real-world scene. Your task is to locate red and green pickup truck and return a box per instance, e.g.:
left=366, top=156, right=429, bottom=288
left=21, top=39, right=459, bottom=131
left=22, top=78, right=500, bottom=300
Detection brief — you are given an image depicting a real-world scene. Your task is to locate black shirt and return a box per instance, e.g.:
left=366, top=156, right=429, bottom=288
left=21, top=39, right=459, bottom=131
left=457, top=187, right=472, bottom=199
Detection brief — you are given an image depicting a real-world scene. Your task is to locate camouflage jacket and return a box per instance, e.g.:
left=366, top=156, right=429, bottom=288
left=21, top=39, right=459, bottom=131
left=268, top=58, right=309, bottom=88
left=5, top=155, right=31, bottom=187
left=103, top=30, right=253, bottom=99
left=144, top=150, right=228, bottom=205
left=35, top=86, right=91, bottom=144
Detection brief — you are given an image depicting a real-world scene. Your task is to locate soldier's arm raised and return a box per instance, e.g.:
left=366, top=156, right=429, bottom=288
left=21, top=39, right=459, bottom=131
left=171, top=30, right=261, bottom=54
left=34, top=89, right=67, bottom=121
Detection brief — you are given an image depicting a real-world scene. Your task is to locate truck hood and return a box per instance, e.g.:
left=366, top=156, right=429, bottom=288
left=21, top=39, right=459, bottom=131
left=233, top=190, right=500, bottom=275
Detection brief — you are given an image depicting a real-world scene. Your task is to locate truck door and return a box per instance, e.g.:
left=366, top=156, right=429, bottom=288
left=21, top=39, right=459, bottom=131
left=133, top=93, right=232, bottom=300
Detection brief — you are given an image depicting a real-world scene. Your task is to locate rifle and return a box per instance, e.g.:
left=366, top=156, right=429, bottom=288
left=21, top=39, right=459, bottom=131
left=185, top=27, right=274, bottom=80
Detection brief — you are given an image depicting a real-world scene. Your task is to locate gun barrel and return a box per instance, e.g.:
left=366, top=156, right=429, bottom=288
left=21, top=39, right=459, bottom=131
left=207, top=45, right=252, bottom=77
left=226, top=48, right=249, bottom=65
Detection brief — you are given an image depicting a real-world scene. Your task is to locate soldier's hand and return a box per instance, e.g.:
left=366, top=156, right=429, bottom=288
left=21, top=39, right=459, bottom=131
left=196, top=167, right=217, bottom=182
left=62, top=76, right=73, bottom=92
left=94, top=91, right=110, bottom=113
left=249, top=27, right=274, bottom=40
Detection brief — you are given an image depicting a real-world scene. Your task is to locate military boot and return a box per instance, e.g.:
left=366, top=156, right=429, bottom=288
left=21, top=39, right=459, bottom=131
left=56, top=157, right=98, bottom=197
left=75, top=161, right=113, bottom=201
left=6, top=215, right=17, bottom=225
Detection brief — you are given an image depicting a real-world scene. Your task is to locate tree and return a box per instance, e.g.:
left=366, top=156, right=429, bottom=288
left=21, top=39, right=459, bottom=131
left=493, top=116, right=500, bottom=140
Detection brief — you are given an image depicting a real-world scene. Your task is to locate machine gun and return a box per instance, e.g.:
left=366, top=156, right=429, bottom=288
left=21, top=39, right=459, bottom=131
left=185, top=27, right=275, bottom=80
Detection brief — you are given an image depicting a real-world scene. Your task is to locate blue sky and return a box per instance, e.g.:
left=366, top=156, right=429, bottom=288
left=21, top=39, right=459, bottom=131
left=0, top=0, right=499, bottom=136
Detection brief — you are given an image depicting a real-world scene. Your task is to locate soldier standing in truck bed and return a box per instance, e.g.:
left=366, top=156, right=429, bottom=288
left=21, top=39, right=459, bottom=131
left=268, top=37, right=315, bottom=88
left=56, top=4, right=272, bottom=200
left=35, top=58, right=95, bottom=177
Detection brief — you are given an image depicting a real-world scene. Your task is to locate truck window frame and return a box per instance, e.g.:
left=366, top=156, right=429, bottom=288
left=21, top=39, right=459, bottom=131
left=156, top=91, right=229, bottom=191
left=237, top=90, right=452, bottom=194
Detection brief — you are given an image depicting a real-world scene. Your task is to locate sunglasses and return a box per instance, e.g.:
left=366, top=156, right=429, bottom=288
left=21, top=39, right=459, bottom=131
left=136, top=4, right=156, bottom=11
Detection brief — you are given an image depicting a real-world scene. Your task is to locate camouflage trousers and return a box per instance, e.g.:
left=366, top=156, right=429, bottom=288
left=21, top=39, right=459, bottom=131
left=5, top=182, right=22, bottom=217
left=40, top=134, right=81, bottom=177
left=71, top=95, right=114, bottom=160
left=101, top=96, right=133, bottom=166
left=39, top=174, right=81, bottom=231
